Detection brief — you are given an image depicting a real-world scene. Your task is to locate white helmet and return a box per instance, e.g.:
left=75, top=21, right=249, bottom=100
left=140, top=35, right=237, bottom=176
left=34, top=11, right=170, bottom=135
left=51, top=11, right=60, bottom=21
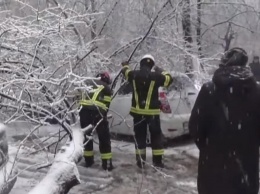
left=140, top=54, right=155, bottom=70
left=141, top=54, right=155, bottom=63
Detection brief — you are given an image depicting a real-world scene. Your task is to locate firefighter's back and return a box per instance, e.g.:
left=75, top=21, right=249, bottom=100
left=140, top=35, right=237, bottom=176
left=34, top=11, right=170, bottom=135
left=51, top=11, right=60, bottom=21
left=130, top=70, right=162, bottom=111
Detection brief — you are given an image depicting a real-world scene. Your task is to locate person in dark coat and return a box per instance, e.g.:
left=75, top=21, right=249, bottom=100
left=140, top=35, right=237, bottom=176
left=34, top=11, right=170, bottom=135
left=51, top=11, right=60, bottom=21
left=189, top=47, right=260, bottom=194
left=249, top=56, right=260, bottom=81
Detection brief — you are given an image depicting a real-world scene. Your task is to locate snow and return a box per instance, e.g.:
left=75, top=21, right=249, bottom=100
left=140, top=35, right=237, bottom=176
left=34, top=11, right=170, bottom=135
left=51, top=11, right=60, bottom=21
left=238, top=123, right=242, bottom=130
left=176, top=181, right=196, bottom=188
left=28, top=126, right=87, bottom=194
left=230, top=87, right=233, bottom=93
left=3, top=124, right=200, bottom=194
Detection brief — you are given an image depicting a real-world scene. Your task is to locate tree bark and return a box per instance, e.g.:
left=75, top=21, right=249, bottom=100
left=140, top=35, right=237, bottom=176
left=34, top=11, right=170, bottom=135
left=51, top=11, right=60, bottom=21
left=28, top=125, right=92, bottom=194
left=196, top=0, right=205, bottom=72
left=90, top=0, right=96, bottom=40
left=197, top=0, right=202, bottom=57
left=182, top=0, right=193, bottom=78
left=224, top=23, right=234, bottom=52
left=0, top=124, right=17, bottom=194
left=0, top=159, right=17, bottom=194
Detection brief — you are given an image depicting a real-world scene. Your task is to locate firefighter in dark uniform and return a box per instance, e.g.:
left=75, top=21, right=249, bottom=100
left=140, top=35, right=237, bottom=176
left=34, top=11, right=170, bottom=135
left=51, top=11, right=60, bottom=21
left=121, top=54, right=173, bottom=168
left=79, top=72, right=113, bottom=171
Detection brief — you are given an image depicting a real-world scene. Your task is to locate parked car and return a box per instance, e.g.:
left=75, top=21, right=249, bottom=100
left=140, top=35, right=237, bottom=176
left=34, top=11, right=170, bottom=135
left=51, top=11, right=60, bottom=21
left=108, top=71, right=199, bottom=140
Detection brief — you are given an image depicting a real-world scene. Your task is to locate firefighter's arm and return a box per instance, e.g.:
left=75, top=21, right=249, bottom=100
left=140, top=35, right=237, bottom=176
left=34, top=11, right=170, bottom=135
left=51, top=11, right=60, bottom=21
left=189, top=84, right=211, bottom=150
left=121, top=61, right=133, bottom=81
left=103, top=84, right=112, bottom=108
left=153, top=66, right=173, bottom=88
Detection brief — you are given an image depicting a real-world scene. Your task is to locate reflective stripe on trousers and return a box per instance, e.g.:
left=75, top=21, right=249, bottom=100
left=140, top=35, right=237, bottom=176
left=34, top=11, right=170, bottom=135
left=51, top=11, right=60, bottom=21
left=135, top=149, right=146, bottom=155
left=84, top=150, right=94, bottom=157
left=152, top=149, right=164, bottom=156
left=101, top=153, right=112, bottom=160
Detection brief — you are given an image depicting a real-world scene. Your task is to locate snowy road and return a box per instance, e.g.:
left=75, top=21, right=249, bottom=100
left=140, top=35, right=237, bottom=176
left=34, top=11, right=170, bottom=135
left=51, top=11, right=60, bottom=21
left=8, top=140, right=199, bottom=194
left=5, top=123, right=199, bottom=194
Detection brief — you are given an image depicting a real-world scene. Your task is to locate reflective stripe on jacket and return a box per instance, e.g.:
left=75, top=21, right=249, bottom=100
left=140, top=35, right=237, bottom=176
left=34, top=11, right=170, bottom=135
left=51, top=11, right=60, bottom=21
left=79, top=80, right=112, bottom=111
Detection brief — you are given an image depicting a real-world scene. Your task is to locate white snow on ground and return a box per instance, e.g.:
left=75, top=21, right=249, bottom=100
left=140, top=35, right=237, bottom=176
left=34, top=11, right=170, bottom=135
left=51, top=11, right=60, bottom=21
left=111, top=140, right=199, bottom=158
left=4, top=123, right=200, bottom=194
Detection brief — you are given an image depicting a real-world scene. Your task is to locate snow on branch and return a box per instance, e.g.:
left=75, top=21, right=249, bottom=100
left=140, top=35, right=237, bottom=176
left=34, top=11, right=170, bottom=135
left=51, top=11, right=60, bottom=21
left=0, top=124, right=17, bottom=194
left=28, top=124, right=93, bottom=194
left=0, top=0, right=114, bottom=132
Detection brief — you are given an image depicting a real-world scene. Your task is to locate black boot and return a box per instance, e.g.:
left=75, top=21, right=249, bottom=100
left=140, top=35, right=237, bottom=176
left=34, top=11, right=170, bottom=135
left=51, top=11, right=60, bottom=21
left=153, top=155, right=164, bottom=168
left=102, top=159, right=114, bottom=171
left=85, top=156, right=94, bottom=168
left=136, top=154, right=146, bottom=169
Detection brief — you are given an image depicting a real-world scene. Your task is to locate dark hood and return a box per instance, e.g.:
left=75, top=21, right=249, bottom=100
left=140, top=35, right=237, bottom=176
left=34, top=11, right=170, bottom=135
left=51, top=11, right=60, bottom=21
left=213, top=66, right=256, bottom=97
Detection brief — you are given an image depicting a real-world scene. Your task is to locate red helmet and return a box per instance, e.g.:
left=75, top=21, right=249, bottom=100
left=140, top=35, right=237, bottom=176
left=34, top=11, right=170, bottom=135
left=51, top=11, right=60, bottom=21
left=96, top=72, right=111, bottom=84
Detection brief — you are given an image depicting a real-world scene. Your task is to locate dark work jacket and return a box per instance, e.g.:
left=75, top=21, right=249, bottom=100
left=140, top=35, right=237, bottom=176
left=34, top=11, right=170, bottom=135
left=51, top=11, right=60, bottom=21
left=121, top=66, right=173, bottom=116
left=249, top=62, right=260, bottom=81
left=79, top=79, right=112, bottom=115
left=189, top=66, right=260, bottom=194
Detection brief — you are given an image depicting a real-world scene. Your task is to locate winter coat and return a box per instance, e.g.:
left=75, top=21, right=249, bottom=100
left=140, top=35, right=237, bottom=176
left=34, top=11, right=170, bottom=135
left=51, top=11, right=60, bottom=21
left=121, top=66, right=173, bottom=116
left=249, top=62, right=260, bottom=81
left=189, top=66, right=260, bottom=194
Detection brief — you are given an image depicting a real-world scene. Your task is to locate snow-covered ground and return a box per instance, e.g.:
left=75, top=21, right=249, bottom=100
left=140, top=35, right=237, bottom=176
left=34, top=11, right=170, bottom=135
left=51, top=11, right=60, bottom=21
left=5, top=123, right=200, bottom=194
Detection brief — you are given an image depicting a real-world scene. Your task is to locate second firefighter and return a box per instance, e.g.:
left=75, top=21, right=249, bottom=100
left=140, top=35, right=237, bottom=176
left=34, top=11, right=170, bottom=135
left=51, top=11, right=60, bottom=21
left=79, top=72, right=113, bottom=171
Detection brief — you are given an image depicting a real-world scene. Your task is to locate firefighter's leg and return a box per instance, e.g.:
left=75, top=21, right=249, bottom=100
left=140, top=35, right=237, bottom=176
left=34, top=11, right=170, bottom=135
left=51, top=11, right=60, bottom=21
left=79, top=108, right=94, bottom=167
left=96, top=117, right=113, bottom=171
left=133, top=115, right=147, bottom=168
left=148, top=115, right=164, bottom=168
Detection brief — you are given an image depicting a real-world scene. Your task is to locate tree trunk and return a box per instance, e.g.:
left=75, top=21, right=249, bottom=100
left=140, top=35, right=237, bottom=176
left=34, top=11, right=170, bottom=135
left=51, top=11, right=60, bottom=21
left=197, top=0, right=202, bottom=57
left=90, top=0, right=97, bottom=49
left=28, top=125, right=92, bottom=194
left=224, top=23, right=234, bottom=52
left=196, top=0, right=205, bottom=72
left=0, top=159, right=17, bottom=194
left=182, top=0, right=193, bottom=78
left=0, top=124, right=17, bottom=194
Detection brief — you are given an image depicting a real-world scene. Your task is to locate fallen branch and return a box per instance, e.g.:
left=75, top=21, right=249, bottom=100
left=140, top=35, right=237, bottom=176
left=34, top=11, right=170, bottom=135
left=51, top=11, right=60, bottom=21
left=73, top=46, right=98, bottom=70
left=28, top=124, right=93, bottom=194
left=0, top=158, right=17, bottom=194
left=0, top=124, right=17, bottom=194
left=110, top=0, right=170, bottom=98
left=0, top=45, right=45, bottom=68
left=0, top=92, right=73, bottom=139
left=98, top=1, right=119, bottom=36
left=127, top=0, right=170, bottom=62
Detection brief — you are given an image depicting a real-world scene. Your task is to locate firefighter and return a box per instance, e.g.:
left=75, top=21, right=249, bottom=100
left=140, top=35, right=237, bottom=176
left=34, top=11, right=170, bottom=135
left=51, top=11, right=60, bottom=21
left=121, top=55, right=173, bottom=168
left=79, top=72, right=113, bottom=171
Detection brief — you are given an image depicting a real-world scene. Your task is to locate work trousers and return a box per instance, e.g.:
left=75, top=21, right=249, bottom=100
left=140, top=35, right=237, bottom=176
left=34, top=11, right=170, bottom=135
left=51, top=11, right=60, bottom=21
left=133, top=115, right=164, bottom=165
left=79, top=108, right=112, bottom=162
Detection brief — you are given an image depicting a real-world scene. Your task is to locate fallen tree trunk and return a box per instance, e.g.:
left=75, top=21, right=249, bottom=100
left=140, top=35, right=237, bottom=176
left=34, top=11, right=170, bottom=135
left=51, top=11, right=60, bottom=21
left=0, top=124, right=17, bottom=194
left=0, top=158, right=18, bottom=194
left=28, top=125, right=92, bottom=194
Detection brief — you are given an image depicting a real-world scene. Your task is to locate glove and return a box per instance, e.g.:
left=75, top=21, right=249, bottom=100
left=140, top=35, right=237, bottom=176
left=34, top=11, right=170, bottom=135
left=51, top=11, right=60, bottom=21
left=121, top=61, right=129, bottom=67
left=153, top=65, right=163, bottom=73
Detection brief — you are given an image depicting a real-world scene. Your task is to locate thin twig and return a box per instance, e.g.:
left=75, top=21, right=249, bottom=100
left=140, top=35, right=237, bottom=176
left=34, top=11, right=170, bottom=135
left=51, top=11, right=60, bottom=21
left=98, top=1, right=119, bottom=36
